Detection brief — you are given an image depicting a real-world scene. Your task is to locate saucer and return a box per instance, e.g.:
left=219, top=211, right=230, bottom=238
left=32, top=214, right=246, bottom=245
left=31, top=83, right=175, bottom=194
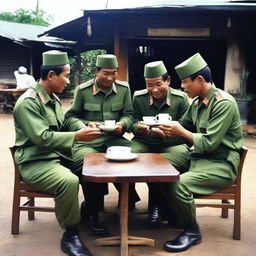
left=98, top=124, right=118, bottom=132
left=141, top=121, right=177, bottom=126
left=105, top=153, right=137, bottom=161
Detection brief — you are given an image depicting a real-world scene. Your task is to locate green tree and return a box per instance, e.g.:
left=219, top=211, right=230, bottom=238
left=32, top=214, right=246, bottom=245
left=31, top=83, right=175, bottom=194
left=68, top=49, right=106, bottom=92
left=0, top=8, right=53, bottom=26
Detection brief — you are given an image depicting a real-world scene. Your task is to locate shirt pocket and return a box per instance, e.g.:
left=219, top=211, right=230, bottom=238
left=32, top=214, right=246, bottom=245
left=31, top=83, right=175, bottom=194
left=84, top=103, right=101, bottom=112
left=112, top=102, right=123, bottom=111
left=198, top=120, right=208, bottom=133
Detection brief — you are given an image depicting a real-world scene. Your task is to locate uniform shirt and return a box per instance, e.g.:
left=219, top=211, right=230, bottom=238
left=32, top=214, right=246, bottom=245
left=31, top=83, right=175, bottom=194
left=180, top=83, right=243, bottom=172
left=64, top=78, right=133, bottom=145
left=14, top=71, right=36, bottom=89
left=14, top=83, right=76, bottom=165
left=132, top=87, right=190, bottom=145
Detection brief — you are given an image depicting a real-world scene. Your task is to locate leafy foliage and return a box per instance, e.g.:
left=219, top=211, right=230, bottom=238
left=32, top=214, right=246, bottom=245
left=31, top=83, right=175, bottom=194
left=68, top=49, right=106, bottom=92
left=239, top=70, right=253, bottom=100
left=0, top=8, right=53, bottom=26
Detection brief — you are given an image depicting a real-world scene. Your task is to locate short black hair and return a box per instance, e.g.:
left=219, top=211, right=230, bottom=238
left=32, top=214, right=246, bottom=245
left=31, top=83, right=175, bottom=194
left=161, top=72, right=169, bottom=82
left=40, top=65, right=65, bottom=80
left=189, top=66, right=212, bottom=83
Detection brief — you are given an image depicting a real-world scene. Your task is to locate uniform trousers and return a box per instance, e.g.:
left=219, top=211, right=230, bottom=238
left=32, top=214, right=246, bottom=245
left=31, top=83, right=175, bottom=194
left=19, top=147, right=85, bottom=229
left=162, top=153, right=240, bottom=227
left=131, top=141, right=190, bottom=211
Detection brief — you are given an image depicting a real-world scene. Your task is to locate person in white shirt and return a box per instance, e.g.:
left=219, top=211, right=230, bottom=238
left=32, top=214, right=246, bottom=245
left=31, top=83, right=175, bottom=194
left=14, top=66, right=36, bottom=89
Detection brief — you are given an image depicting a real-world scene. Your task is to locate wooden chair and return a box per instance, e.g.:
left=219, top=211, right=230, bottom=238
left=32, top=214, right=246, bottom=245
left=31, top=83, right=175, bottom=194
left=196, top=146, right=248, bottom=240
left=10, top=146, right=55, bottom=235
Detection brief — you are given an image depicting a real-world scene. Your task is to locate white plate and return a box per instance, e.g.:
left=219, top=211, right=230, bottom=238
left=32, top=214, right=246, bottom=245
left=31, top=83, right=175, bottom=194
left=141, top=121, right=177, bottom=126
left=98, top=124, right=118, bottom=132
left=105, top=153, right=137, bottom=161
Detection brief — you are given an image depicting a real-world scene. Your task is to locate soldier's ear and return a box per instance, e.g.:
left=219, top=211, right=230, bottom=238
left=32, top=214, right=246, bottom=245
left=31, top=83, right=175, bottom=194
left=94, top=67, right=99, bottom=75
left=47, top=70, right=56, bottom=80
left=166, top=76, right=171, bottom=86
left=197, top=75, right=205, bottom=85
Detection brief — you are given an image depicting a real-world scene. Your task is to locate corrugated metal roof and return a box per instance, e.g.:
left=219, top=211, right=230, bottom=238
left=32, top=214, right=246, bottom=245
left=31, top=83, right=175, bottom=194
left=0, top=20, right=48, bottom=41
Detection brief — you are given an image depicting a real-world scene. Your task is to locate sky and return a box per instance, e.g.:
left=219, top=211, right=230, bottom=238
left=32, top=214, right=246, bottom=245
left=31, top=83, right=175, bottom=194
left=0, top=0, right=109, bottom=27
left=0, top=0, right=156, bottom=27
left=0, top=0, right=233, bottom=28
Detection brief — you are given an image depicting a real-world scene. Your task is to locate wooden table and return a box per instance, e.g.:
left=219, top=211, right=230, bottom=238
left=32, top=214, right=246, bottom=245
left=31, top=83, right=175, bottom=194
left=82, top=153, right=179, bottom=256
left=0, top=88, right=27, bottom=112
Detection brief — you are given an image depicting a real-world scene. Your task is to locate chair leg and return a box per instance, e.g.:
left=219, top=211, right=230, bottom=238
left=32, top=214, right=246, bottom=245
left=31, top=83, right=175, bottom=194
left=221, top=200, right=229, bottom=218
left=233, top=199, right=241, bottom=240
left=12, top=191, right=21, bottom=235
left=28, top=197, right=35, bottom=220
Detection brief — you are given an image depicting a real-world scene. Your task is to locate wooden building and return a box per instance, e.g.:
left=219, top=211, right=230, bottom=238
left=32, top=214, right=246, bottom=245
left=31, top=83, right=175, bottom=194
left=0, top=21, right=76, bottom=85
left=42, top=2, right=256, bottom=97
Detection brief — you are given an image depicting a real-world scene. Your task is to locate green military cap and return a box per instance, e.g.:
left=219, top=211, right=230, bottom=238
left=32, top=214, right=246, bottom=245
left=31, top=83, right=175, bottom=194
left=175, top=53, right=207, bottom=80
left=144, top=61, right=167, bottom=78
left=95, top=54, right=118, bottom=68
left=42, top=50, right=69, bottom=66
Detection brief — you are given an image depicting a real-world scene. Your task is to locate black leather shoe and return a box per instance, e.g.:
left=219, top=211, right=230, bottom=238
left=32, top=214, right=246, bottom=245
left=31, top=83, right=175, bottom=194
left=80, top=202, right=109, bottom=236
left=61, top=231, right=93, bottom=256
left=148, top=206, right=162, bottom=227
left=86, top=215, right=109, bottom=236
left=163, top=229, right=202, bottom=252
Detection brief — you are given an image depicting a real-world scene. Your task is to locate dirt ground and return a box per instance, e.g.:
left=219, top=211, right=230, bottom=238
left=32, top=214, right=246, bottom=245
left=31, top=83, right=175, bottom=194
left=0, top=99, right=256, bottom=256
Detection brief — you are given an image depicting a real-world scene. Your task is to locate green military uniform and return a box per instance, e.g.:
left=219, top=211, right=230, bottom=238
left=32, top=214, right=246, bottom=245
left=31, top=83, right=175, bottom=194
left=164, top=54, right=243, bottom=227
left=64, top=77, right=140, bottom=205
left=131, top=87, right=190, bottom=172
left=131, top=61, right=191, bottom=212
left=64, top=78, right=133, bottom=144
left=14, top=83, right=86, bottom=229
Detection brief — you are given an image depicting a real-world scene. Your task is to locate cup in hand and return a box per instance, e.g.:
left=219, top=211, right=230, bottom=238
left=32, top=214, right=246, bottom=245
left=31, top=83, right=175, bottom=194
left=154, top=113, right=172, bottom=123
left=106, top=146, right=131, bottom=156
left=142, top=116, right=155, bottom=124
left=104, top=120, right=116, bottom=127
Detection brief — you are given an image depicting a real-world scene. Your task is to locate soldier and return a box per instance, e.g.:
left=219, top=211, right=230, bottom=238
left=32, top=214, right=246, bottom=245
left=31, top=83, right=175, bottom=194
left=158, top=53, right=243, bottom=252
left=13, top=50, right=103, bottom=256
left=64, top=54, right=140, bottom=235
left=131, top=61, right=190, bottom=227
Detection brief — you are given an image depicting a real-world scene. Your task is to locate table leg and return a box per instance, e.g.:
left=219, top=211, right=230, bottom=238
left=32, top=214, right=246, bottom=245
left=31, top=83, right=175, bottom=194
left=95, top=182, right=155, bottom=255
left=120, top=182, right=129, bottom=256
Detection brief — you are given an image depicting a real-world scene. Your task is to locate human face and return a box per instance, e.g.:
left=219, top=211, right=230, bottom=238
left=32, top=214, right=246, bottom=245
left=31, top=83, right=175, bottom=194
left=49, top=64, right=70, bottom=94
left=95, top=68, right=118, bottom=90
left=181, top=76, right=201, bottom=99
left=146, top=76, right=170, bottom=101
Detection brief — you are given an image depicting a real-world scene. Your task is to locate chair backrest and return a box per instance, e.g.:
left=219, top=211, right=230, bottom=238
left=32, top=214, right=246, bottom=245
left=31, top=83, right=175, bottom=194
left=9, top=146, right=22, bottom=186
left=235, top=145, right=248, bottom=187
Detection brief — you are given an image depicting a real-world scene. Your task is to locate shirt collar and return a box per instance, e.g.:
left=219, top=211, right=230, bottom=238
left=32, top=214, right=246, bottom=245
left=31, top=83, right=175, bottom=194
left=201, top=83, right=217, bottom=107
left=34, top=83, right=52, bottom=104
left=93, top=79, right=117, bottom=96
left=149, top=89, right=170, bottom=106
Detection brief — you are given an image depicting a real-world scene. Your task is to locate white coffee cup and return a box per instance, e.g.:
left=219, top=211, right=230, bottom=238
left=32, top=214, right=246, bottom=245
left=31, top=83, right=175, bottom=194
left=104, top=120, right=116, bottom=127
left=154, top=113, right=172, bottom=123
left=107, top=146, right=131, bottom=156
left=142, top=116, right=155, bottom=123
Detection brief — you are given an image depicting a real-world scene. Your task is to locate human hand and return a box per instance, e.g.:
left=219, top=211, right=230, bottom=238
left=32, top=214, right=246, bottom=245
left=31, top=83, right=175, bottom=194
left=149, top=127, right=166, bottom=138
left=112, top=121, right=125, bottom=135
left=158, top=122, right=184, bottom=138
left=87, top=121, right=101, bottom=128
left=136, top=123, right=150, bottom=135
left=75, top=127, right=103, bottom=141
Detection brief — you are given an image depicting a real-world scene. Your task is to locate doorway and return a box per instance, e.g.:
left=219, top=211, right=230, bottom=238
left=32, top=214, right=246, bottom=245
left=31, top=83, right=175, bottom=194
left=128, top=39, right=227, bottom=94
